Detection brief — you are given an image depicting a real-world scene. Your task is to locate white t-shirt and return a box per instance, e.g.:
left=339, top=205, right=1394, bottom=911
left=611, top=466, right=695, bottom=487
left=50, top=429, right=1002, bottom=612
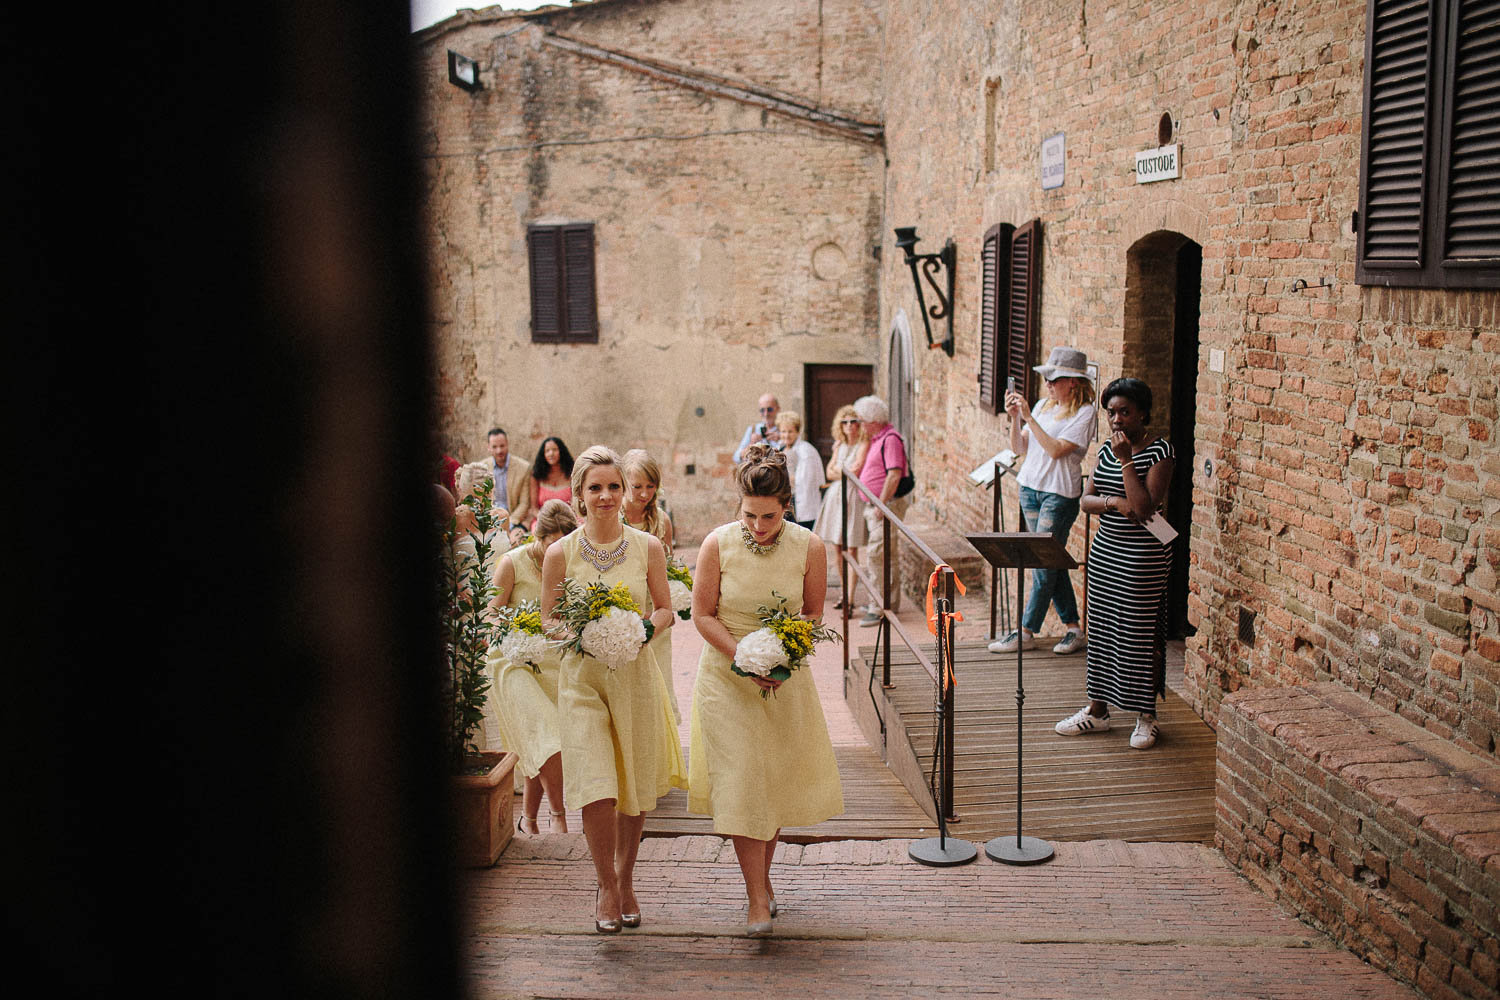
left=1015, top=400, right=1097, bottom=498
left=786, top=439, right=824, bottom=522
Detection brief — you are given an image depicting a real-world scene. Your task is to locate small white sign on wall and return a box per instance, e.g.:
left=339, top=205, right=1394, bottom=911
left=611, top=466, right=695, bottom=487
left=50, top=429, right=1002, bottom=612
left=1135, top=144, right=1180, bottom=183
left=1041, top=132, right=1065, bottom=190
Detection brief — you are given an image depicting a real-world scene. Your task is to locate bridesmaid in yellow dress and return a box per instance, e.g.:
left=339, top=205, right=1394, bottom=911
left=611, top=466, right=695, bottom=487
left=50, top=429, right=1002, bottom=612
left=689, top=444, right=844, bottom=937
left=541, top=446, right=686, bottom=933
left=488, top=499, right=576, bottom=834
left=621, top=448, right=680, bottom=724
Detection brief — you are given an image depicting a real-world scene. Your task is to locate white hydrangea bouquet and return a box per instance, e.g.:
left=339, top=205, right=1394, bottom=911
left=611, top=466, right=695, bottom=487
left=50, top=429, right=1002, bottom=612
left=665, top=556, right=694, bottom=620
left=494, top=598, right=548, bottom=673
left=730, top=591, right=840, bottom=698
left=554, top=578, right=652, bottom=670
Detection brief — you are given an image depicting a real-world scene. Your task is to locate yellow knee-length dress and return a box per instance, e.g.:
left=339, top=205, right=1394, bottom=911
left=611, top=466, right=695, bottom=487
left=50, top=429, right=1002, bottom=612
left=626, top=514, right=680, bottom=725
left=558, top=525, right=687, bottom=814
left=689, top=521, right=843, bottom=840
left=485, top=543, right=562, bottom=779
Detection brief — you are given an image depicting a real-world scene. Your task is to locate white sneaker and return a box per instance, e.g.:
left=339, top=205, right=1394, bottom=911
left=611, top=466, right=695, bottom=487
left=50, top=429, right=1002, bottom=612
left=987, top=630, right=1038, bottom=653
left=1130, top=714, right=1160, bottom=749
left=1052, top=630, right=1086, bottom=655
left=1054, top=706, right=1110, bottom=735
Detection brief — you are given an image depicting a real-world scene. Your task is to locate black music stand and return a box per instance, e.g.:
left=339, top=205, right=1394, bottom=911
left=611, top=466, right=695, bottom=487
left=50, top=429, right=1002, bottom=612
left=966, top=532, right=1078, bottom=865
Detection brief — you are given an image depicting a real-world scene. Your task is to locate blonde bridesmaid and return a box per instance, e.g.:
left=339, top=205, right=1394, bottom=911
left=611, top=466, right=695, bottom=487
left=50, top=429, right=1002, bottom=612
left=689, top=444, right=844, bottom=937
left=621, top=448, right=680, bottom=724
left=488, top=499, right=576, bottom=833
left=542, top=446, right=686, bottom=933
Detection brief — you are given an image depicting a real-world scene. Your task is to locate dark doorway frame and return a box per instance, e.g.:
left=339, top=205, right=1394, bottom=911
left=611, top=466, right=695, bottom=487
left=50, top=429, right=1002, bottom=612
left=805, top=362, right=875, bottom=464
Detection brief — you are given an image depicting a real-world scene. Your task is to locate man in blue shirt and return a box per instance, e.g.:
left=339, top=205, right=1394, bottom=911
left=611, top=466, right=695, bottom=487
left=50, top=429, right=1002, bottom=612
left=732, top=393, right=784, bottom=463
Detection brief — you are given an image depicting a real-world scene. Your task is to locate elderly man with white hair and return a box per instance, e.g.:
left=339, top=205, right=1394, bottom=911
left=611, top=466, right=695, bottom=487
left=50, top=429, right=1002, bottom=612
left=853, top=395, right=911, bottom=626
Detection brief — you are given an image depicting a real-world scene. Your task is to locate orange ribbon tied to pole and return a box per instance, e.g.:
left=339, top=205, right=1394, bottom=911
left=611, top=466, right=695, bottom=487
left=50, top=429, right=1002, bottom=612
left=925, top=565, right=966, bottom=636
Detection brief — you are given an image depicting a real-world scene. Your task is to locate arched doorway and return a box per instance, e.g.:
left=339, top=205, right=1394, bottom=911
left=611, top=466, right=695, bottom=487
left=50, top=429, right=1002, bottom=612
left=1123, top=232, right=1201, bottom=638
left=888, top=309, right=916, bottom=441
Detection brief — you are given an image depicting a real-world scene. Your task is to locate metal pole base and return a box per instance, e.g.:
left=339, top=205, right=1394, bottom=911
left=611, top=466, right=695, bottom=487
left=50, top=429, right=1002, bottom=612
left=984, top=835, right=1055, bottom=865
left=908, top=836, right=979, bottom=867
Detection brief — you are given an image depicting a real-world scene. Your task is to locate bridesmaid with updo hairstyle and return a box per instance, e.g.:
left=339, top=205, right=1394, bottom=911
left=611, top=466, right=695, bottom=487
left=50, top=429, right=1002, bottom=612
left=542, top=445, right=686, bottom=934
left=689, top=443, right=844, bottom=938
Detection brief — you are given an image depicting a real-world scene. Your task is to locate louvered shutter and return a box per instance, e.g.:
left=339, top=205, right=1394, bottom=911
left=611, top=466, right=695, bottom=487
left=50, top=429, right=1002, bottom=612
left=528, top=225, right=562, bottom=341
left=1006, top=219, right=1042, bottom=403
left=1440, top=0, right=1500, bottom=267
left=1357, top=0, right=1500, bottom=288
left=561, top=224, right=598, bottom=342
left=1357, top=0, right=1432, bottom=275
left=977, top=223, right=1011, bottom=414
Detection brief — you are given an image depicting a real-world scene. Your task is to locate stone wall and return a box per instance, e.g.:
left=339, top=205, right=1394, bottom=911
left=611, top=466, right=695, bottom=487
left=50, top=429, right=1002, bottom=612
left=876, top=0, right=1500, bottom=757
left=415, top=0, right=885, bottom=540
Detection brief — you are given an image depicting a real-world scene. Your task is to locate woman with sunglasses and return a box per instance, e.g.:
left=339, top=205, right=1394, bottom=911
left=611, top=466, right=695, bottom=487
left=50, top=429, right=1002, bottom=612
left=811, top=405, right=868, bottom=608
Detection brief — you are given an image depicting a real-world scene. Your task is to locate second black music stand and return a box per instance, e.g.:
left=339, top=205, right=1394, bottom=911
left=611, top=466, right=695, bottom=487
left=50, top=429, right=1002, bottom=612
left=966, top=531, right=1079, bottom=865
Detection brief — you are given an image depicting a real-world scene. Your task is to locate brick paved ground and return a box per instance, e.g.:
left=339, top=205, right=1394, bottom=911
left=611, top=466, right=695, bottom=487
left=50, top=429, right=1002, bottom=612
left=466, top=834, right=1417, bottom=999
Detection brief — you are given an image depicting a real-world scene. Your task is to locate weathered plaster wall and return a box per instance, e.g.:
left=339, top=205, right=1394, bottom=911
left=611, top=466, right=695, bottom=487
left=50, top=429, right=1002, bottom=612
left=416, top=0, right=884, bottom=540
left=877, top=0, right=1500, bottom=755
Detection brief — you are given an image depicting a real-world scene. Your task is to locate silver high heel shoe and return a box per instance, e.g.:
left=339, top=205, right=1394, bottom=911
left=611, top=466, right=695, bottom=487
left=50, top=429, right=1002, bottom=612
left=768, top=895, right=778, bottom=918
left=746, top=920, right=773, bottom=938
left=593, top=890, right=621, bottom=934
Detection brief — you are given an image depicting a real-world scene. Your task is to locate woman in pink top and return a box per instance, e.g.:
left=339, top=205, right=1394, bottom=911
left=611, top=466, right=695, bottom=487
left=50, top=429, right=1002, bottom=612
left=529, top=436, right=574, bottom=529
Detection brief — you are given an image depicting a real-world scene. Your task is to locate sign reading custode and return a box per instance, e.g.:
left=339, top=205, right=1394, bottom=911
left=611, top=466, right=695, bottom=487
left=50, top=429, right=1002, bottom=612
left=1135, top=144, right=1180, bottom=183
left=1041, top=133, right=1065, bottom=190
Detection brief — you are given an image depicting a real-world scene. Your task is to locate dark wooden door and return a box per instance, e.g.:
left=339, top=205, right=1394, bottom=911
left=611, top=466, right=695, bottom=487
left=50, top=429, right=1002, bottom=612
left=1167, top=242, right=1201, bottom=639
left=804, top=363, right=874, bottom=463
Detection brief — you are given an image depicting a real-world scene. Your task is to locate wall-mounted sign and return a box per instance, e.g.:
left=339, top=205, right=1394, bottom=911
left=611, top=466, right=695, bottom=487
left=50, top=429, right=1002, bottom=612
left=1041, top=132, right=1065, bottom=190
left=1135, top=144, right=1180, bottom=183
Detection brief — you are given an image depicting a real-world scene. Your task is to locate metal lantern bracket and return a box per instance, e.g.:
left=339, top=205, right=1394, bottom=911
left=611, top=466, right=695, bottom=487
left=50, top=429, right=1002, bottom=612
left=893, top=227, right=956, bottom=357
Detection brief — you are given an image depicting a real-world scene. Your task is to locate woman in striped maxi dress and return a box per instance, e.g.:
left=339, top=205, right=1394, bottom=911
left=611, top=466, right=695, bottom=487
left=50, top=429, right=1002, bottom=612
left=1054, top=378, right=1175, bottom=750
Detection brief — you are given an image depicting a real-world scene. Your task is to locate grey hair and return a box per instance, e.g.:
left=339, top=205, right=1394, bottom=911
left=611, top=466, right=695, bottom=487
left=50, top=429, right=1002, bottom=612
left=853, top=394, right=889, bottom=425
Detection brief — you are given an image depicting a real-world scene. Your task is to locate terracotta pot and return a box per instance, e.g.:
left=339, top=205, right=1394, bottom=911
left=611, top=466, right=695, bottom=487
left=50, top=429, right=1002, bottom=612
left=452, top=750, right=517, bottom=867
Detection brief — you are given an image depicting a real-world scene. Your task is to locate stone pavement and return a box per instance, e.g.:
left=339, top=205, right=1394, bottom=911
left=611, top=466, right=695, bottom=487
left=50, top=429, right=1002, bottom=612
left=465, top=834, right=1417, bottom=999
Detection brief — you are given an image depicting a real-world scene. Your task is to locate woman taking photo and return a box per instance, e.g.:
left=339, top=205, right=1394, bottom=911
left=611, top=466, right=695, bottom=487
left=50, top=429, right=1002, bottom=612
left=1054, top=377, right=1175, bottom=750
left=489, top=499, right=577, bottom=834
left=621, top=448, right=679, bottom=723
left=542, top=446, right=685, bottom=932
left=689, top=445, right=843, bottom=938
left=812, top=405, right=868, bottom=608
left=989, top=347, right=1096, bottom=656
left=529, top=436, right=574, bottom=529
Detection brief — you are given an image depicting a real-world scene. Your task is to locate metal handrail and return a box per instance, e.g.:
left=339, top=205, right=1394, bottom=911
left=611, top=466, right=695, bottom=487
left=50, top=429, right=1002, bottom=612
left=836, top=469, right=961, bottom=825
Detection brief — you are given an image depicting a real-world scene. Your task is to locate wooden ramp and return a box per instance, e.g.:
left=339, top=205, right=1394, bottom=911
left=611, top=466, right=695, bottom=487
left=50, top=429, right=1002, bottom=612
left=849, top=638, right=1217, bottom=843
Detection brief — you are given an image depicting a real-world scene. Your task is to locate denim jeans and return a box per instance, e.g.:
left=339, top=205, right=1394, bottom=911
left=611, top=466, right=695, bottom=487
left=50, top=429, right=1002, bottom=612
left=1018, top=485, right=1080, bottom=633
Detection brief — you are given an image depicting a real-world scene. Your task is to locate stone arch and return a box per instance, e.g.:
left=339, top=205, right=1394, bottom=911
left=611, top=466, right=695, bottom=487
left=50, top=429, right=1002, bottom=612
left=888, top=309, right=916, bottom=441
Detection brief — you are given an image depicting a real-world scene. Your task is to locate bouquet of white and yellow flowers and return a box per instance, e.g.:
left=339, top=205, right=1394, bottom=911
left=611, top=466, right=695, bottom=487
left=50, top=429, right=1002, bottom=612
left=665, top=556, right=694, bottom=620
left=554, top=578, right=651, bottom=670
left=493, top=598, right=548, bottom=673
left=730, top=591, right=840, bottom=697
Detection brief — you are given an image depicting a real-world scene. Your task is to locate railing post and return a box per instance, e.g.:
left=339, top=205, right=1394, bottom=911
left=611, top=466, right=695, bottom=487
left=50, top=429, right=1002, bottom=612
left=840, top=471, right=850, bottom=674
left=942, top=567, right=958, bottom=823
left=881, top=509, right=892, bottom=689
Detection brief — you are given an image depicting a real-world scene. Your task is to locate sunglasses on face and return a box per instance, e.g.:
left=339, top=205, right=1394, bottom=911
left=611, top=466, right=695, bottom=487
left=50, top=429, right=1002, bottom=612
left=759, top=407, right=776, bottom=413
left=841, top=419, right=860, bottom=424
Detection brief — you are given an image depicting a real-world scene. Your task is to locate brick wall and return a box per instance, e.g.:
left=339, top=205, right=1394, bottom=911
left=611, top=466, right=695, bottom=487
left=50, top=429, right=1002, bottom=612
left=415, top=0, right=885, bottom=541
left=875, top=0, right=1500, bottom=756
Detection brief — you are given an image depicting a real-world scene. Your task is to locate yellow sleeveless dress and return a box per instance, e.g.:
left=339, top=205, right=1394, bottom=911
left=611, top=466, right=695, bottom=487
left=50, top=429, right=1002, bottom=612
left=689, top=521, right=844, bottom=840
left=626, top=513, right=680, bottom=725
left=485, top=543, right=562, bottom=779
left=558, top=525, right=687, bottom=814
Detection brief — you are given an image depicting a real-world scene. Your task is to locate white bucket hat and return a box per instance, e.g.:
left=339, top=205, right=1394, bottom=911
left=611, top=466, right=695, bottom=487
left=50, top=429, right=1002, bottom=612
left=1033, top=346, right=1092, bottom=382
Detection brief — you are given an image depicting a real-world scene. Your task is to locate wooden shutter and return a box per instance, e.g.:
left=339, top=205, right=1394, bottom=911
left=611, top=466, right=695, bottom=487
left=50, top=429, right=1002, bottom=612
left=561, top=223, right=598, bottom=342
left=1439, top=0, right=1500, bottom=268
left=977, top=223, right=1011, bottom=414
left=1006, top=219, right=1042, bottom=403
left=1357, top=0, right=1500, bottom=287
left=528, top=225, right=562, bottom=341
left=1357, top=0, right=1432, bottom=275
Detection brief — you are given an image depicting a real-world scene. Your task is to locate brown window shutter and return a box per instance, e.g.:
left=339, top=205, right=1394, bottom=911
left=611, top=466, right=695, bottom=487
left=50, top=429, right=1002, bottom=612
left=561, top=223, right=598, bottom=342
left=528, top=225, right=563, bottom=342
left=977, top=223, right=1011, bottom=414
left=1356, top=0, right=1432, bottom=280
left=1006, top=219, right=1042, bottom=403
left=1437, top=0, right=1500, bottom=281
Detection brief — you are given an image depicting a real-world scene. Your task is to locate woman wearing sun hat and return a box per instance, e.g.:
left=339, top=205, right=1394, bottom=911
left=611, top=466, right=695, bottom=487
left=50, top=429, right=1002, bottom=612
left=989, top=346, right=1097, bottom=656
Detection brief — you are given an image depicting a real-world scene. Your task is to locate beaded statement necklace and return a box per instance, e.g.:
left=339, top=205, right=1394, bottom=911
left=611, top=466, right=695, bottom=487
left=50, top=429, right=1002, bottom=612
left=579, top=528, right=629, bottom=572
left=740, top=523, right=783, bottom=556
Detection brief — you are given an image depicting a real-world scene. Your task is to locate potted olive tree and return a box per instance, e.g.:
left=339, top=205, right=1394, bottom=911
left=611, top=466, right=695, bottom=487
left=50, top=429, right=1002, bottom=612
left=440, top=477, right=516, bottom=866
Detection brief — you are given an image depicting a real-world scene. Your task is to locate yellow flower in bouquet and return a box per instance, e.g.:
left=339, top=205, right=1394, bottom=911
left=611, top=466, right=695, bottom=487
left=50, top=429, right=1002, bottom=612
left=557, top=578, right=649, bottom=670
left=730, top=591, right=840, bottom=698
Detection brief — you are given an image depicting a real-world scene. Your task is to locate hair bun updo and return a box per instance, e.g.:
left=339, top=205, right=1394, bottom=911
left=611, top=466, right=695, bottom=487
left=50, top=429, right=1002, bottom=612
left=735, top=444, right=793, bottom=504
